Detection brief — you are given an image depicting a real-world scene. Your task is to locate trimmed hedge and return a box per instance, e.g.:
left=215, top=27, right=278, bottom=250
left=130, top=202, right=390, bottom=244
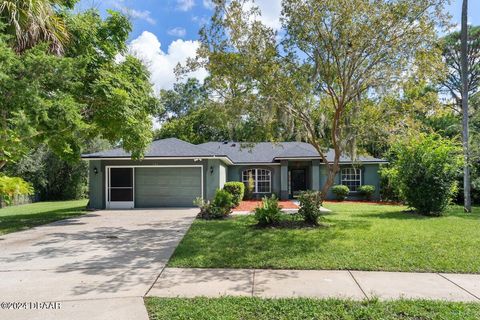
left=223, top=182, right=245, bottom=206
left=332, top=185, right=349, bottom=201
left=359, top=185, right=376, bottom=200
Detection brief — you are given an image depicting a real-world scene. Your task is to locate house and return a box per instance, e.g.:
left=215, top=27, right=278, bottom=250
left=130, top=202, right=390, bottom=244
left=82, top=138, right=387, bottom=209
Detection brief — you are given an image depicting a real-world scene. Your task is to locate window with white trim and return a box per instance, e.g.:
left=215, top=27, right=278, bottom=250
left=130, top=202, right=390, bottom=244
left=242, top=169, right=271, bottom=193
left=341, top=167, right=362, bottom=191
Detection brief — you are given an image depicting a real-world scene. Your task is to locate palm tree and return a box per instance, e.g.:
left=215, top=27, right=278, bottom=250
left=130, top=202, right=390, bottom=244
left=0, top=0, right=69, bottom=54
left=460, top=0, right=472, bottom=212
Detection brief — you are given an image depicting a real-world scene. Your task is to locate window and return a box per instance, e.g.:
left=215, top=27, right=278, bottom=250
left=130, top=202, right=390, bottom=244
left=341, top=167, right=362, bottom=191
left=242, top=169, right=271, bottom=193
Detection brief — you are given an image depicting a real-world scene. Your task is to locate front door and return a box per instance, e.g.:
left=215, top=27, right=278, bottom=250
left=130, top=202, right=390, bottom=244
left=107, top=167, right=134, bottom=209
left=290, top=169, right=306, bottom=198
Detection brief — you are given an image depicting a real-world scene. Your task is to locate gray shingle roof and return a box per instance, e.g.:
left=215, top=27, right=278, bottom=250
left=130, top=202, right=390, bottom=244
left=81, top=138, right=225, bottom=159
left=198, top=141, right=386, bottom=163
left=82, top=138, right=386, bottom=164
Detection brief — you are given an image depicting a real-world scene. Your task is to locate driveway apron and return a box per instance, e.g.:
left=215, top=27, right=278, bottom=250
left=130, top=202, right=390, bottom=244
left=0, top=208, right=197, bottom=320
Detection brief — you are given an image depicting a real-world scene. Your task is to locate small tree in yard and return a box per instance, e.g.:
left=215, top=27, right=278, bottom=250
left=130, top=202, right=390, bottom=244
left=390, top=133, right=462, bottom=216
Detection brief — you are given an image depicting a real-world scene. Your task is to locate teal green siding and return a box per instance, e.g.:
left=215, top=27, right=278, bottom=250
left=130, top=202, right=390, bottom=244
left=320, top=164, right=381, bottom=200
left=88, top=160, right=103, bottom=209
left=87, top=159, right=212, bottom=209
left=206, top=159, right=227, bottom=200
left=219, top=162, right=227, bottom=189
left=280, top=161, right=288, bottom=199
left=311, top=160, right=320, bottom=191
left=86, top=158, right=382, bottom=209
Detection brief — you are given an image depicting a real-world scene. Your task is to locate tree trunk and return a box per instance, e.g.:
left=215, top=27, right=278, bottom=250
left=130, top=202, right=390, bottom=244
left=0, top=160, right=6, bottom=170
left=461, top=0, right=472, bottom=212
left=320, top=163, right=340, bottom=199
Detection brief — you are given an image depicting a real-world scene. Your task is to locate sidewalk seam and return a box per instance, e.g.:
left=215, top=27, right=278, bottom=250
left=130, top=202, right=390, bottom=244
left=437, top=273, right=480, bottom=301
left=251, top=269, right=256, bottom=297
left=144, top=266, right=167, bottom=297
left=348, top=270, right=368, bottom=299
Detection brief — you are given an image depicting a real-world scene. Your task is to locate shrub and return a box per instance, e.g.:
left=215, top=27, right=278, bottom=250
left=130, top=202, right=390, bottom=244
left=0, top=175, right=34, bottom=206
left=389, top=133, right=462, bottom=216
left=359, top=185, right=376, bottom=201
left=298, top=190, right=323, bottom=225
left=254, top=195, right=282, bottom=226
left=194, top=189, right=234, bottom=219
left=331, top=185, right=349, bottom=201
left=223, top=182, right=245, bottom=206
left=212, top=189, right=234, bottom=210
left=379, top=165, right=404, bottom=202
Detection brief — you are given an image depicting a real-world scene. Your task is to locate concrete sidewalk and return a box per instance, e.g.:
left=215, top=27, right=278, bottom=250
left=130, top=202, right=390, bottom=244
left=147, top=268, right=480, bottom=302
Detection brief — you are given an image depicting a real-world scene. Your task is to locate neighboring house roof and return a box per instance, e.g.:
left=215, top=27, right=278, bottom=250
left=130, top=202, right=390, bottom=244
left=81, top=138, right=228, bottom=160
left=199, top=141, right=386, bottom=164
left=81, top=138, right=386, bottom=164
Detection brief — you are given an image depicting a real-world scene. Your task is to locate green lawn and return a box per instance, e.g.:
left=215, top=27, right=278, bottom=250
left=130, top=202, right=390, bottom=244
left=145, top=297, right=480, bottom=320
left=0, top=199, right=88, bottom=235
left=168, top=202, right=480, bottom=273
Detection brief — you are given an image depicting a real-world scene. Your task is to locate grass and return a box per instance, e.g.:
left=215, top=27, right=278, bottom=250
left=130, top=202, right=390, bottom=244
left=145, top=297, right=480, bottom=320
left=0, top=199, right=88, bottom=235
left=168, top=202, right=480, bottom=273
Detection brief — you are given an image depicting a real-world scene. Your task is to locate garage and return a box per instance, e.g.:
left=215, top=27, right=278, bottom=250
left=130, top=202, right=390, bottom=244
left=105, top=166, right=203, bottom=209
left=135, top=167, right=203, bottom=207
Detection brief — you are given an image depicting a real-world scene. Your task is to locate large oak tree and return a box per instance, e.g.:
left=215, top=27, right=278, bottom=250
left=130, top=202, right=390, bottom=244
left=184, top=0, right=448, bottom=198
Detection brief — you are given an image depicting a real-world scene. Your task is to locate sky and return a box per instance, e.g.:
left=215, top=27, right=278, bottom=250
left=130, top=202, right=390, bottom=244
left=76, top=0, right=480, bottom=93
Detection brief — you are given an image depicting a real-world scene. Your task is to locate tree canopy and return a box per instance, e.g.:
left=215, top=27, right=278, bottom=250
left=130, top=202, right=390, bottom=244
left=0, top=9, right=158, bottom=170
left=182, top=0, right=449, bottom=197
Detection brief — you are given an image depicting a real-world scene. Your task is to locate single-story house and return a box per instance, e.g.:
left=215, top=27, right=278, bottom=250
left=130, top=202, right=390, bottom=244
left=82, top=138, right=387, bottom=209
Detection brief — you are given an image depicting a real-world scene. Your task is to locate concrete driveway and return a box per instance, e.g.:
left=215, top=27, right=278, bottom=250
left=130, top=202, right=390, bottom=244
left=0, top=208, right=197, bottom=320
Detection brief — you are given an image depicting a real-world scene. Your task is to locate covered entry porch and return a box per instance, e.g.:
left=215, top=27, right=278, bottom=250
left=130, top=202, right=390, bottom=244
left=280, top=160, right=321, bottom=200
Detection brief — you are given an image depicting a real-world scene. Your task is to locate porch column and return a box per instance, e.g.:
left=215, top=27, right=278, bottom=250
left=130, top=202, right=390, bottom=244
left=280, top=160, right=289, bottom=200
left=311, top=159, right=320, bottom=191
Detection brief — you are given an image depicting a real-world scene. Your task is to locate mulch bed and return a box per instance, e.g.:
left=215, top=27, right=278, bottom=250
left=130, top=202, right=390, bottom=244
left=233, top=200, right=299, bottom=212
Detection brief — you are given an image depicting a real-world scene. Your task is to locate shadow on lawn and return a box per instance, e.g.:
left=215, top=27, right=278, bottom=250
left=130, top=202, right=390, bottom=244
left=0, top=205, right=87, bottom=234
left=354, top=210, right=430, bottom=220
left=354, top=206, right=480, bottom=221
left=170, top=214, right=372, bottom=269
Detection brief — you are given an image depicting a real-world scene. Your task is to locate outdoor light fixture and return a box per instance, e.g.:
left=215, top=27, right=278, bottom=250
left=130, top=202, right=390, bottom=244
left=210, top=166, right=214, bottom=174
left=94, top=167, right=98, bottom=175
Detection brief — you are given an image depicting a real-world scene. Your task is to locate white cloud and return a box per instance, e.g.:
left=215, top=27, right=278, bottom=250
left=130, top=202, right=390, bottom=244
left=167, top=27, right=187, bottom=37
left=176, top=0, right=195, bottom=11
left=192, top=15, right=209, bottom=26
left=112, top=3, right=156, bottom=25
left=128, top=31, right=207, bottom=92
left=248, top=0, right=282, bottom=31
left=203, top=0, right=215, bottom=10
